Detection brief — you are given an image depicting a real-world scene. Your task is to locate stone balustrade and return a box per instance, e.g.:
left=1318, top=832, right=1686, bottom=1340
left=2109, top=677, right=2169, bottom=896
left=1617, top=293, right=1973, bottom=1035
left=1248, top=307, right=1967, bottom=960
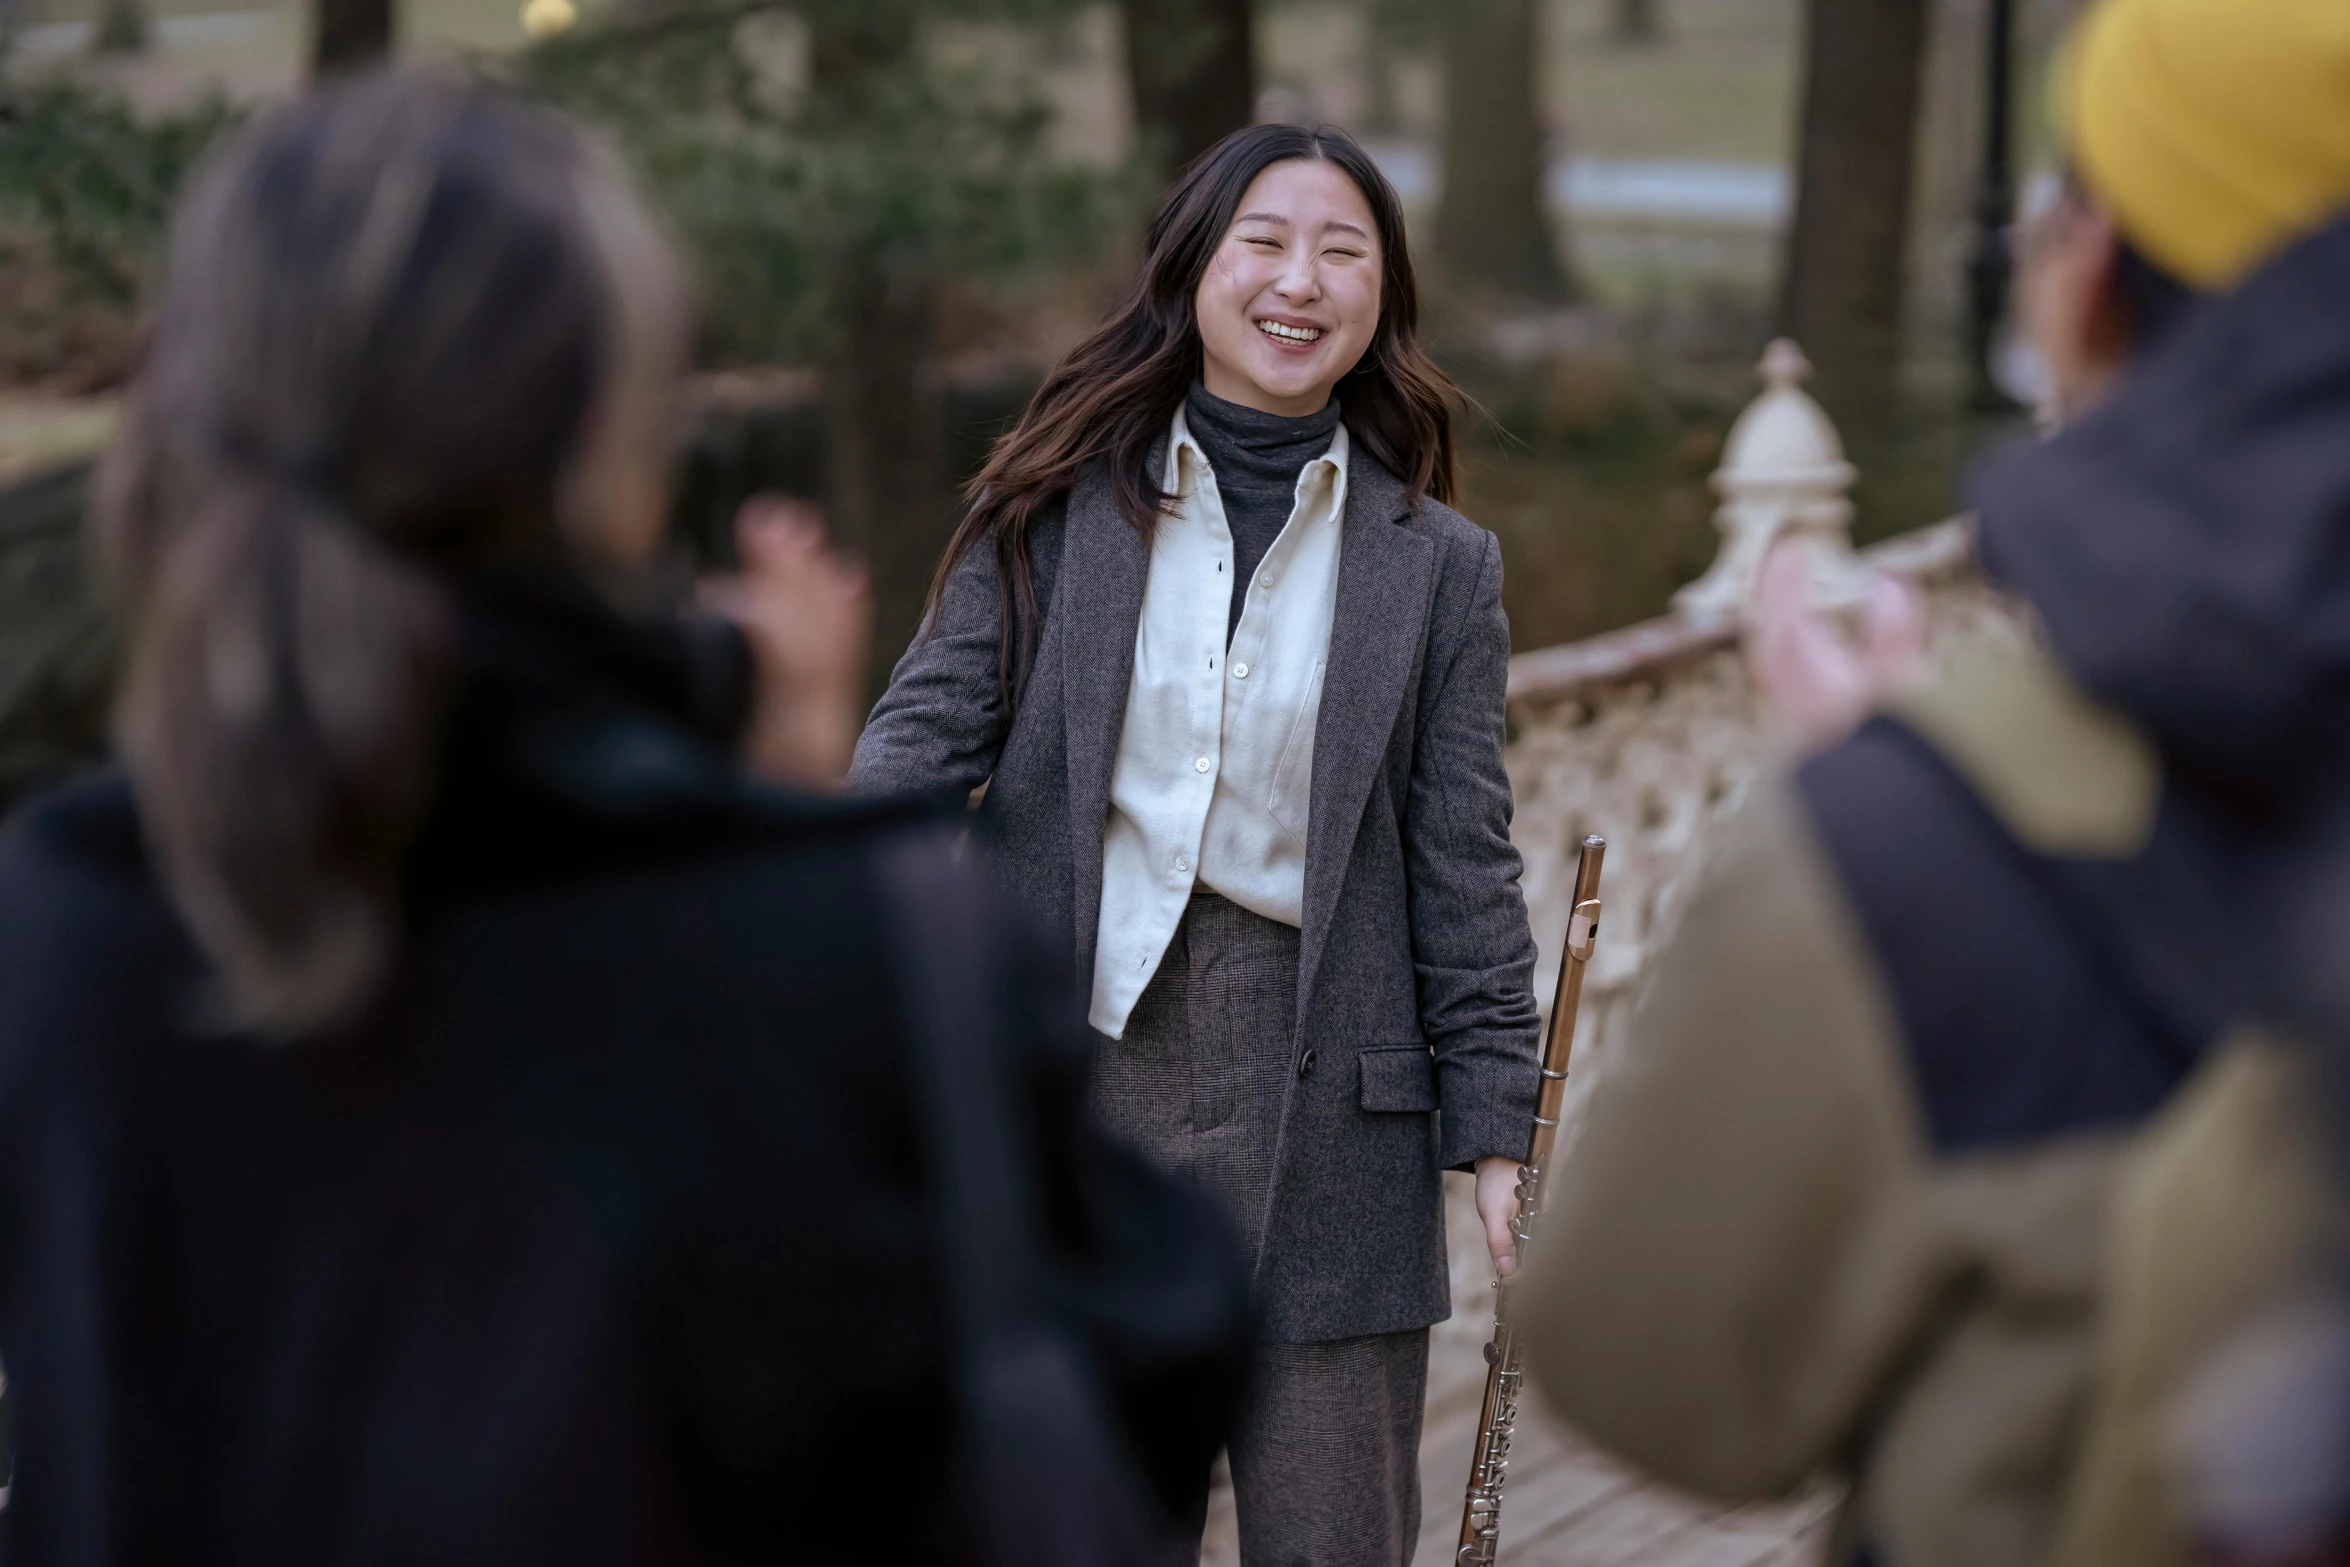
left=1503, top=343, right=2031, bottom=1146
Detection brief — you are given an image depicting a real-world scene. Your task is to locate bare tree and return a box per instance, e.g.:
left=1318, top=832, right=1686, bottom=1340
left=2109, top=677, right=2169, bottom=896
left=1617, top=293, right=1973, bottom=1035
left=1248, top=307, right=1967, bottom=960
left=1362, top=13, right=1399, bottom=134
left=1436, top=0, right=1571, bottom=302
left=312, top=0, right=392, bottom=75
left=1118, top=0, right=1255, bottom=175
left=1359, top=0, right=1427, bottom=137
left=1611, top=0, right=1662, bottom=45
left=808, top=6, right=951, bottom=676
left=1779, top=0, right=1932, bottom=434
left=95, top=0, right=148, bottom=54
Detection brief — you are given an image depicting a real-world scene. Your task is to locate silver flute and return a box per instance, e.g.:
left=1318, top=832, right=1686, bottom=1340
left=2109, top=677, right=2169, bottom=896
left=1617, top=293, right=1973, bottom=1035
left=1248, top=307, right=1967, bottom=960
left=1456, top=835, right=1605, bottom=1566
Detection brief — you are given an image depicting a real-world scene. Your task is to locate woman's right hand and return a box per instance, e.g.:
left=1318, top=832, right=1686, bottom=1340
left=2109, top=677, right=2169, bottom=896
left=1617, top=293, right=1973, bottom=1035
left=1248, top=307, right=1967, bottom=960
left=701, top=496, right=872, bottom=788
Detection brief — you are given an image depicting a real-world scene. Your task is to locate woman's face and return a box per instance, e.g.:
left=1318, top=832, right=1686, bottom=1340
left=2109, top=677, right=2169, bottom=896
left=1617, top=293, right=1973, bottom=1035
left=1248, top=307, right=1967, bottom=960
left=1193, top=158, right=1383, bottom=418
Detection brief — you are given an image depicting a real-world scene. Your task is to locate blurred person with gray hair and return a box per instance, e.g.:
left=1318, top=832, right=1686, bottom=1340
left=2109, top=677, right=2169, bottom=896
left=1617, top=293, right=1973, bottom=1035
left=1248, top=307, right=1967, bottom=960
left=0, top=69, right=1248, bottom=1565
left=1519, top=0, right=2350, bottom=1563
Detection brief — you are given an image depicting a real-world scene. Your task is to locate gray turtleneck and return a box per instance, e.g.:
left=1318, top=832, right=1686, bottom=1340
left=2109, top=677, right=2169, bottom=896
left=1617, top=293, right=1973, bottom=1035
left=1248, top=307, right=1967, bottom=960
left=1183, top=381, right=1345, bottom=646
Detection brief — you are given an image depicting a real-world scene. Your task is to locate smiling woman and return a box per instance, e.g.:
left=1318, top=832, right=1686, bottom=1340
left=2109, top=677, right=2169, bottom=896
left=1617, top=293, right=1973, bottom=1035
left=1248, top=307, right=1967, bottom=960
left=851, top=122, right=1548, bottom=1567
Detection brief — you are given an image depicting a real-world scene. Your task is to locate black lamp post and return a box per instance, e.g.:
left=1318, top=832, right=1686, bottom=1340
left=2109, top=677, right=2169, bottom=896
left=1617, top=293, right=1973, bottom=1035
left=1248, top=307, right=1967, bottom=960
left=1967, top=0, right=2018, bottom=409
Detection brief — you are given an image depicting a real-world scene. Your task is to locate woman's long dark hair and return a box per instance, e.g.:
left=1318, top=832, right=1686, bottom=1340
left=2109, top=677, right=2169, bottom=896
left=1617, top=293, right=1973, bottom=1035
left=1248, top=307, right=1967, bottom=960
left=933, top=121, right=1462, bottom=702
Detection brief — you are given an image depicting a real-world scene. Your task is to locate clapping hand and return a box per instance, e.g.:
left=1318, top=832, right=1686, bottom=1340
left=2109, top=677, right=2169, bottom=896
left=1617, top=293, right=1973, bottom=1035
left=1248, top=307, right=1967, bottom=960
left=1743, top=535, right=1927, bottom=753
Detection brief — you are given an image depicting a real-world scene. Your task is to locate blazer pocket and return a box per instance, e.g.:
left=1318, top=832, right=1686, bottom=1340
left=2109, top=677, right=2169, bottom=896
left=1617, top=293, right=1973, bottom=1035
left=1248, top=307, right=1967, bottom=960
left=1267, top=658, right=1326, bottom=847
left=1359, top=1043, right=1439, bottom=1113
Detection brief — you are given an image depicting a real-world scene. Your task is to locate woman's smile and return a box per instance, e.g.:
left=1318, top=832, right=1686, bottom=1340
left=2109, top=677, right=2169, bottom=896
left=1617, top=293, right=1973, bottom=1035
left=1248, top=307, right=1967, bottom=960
left=1255, top=315, right=1327, bottom=347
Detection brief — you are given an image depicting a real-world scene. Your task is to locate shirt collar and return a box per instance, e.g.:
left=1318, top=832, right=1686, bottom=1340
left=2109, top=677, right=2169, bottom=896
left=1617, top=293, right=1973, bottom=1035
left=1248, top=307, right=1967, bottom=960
left=1165, top=404, right=1351, bottom=516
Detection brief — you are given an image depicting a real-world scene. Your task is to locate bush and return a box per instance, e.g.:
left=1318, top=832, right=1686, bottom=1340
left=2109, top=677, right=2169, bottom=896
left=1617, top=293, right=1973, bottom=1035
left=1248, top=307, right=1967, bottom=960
left=0, top=2, right=1131, bottom=383
left=0, top=81, right=240, bottom=386
left=521, top=0, right=1141, bottom=366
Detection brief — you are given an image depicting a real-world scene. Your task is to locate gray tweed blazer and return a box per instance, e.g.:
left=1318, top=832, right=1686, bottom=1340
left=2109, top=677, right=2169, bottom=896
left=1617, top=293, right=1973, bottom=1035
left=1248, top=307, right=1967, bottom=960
left=848, top=445, right=1541, bottom=1341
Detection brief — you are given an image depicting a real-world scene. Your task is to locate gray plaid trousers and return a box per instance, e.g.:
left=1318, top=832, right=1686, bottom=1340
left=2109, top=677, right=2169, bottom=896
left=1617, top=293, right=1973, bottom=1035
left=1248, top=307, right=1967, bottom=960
left=1093, top=893, right=1427, bottom=1567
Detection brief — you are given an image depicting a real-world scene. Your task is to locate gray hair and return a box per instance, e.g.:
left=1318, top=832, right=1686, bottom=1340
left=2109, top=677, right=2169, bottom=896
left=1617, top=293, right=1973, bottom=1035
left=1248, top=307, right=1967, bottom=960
left=98, top=69, right=688, bottom=1036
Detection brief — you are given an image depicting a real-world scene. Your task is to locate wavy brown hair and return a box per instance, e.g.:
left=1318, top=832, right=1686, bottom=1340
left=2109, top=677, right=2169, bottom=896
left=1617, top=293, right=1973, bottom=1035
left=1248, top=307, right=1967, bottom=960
left=933, top=121, right=1462, bottom=702
left=97, top=71, right=686, bottom=1037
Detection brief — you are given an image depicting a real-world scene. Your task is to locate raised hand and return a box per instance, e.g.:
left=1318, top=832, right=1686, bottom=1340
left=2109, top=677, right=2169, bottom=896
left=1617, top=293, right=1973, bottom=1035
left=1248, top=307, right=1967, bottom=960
left=702, top=496, right=872, bottom=787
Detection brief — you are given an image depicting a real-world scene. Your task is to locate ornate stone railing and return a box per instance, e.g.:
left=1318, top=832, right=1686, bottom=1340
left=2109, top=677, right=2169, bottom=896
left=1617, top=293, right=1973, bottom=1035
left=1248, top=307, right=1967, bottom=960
left=1502, top=344, right=2030, bottom=1138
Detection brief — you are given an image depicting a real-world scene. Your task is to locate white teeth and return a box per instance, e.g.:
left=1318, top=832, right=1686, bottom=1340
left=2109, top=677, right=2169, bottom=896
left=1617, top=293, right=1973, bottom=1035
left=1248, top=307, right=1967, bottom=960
left=1257, top=319, right=1324, bottom=344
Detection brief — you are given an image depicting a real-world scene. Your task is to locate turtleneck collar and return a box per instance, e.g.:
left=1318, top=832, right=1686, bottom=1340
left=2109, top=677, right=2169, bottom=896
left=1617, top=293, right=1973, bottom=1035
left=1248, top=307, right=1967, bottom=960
left=1182, top=381, right=1344, bottom=499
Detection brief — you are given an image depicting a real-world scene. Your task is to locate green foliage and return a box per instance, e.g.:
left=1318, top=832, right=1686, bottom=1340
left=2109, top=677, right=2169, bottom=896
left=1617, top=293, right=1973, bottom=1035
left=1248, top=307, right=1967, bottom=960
left=0, top=80, right=240, bottom=307
left=523, top=0, right=1144, bottom=365
left=0, top=1, right=1133, bottom=379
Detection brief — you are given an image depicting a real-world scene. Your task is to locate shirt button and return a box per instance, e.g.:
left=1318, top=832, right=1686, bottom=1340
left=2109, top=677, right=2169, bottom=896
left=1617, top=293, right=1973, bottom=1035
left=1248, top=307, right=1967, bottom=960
left=1259, top=573, right=1275, bottom=589
left=1194, top=757, right=1212, bottom=773
left=1232, top=662, right=1249, bottom=680
left=1173, top=857, right=1188, bottom=874
left=1296, top=1049, right=1318, bottom=1080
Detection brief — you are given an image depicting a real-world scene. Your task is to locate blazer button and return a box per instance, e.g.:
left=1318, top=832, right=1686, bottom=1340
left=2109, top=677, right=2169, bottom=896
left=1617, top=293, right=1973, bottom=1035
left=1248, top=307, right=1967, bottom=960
left=1296, top=1049, right=1317, bottom=1080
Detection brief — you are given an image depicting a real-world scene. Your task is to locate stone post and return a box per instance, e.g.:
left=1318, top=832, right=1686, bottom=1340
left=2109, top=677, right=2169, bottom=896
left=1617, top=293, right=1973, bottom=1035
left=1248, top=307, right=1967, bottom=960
left=1672, top=338, right=1869, bottom=623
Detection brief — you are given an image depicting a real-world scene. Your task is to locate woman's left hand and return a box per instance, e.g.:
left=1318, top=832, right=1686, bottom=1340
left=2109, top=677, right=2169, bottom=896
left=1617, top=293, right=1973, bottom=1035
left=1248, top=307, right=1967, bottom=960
left=1475, top=1156, right=1525, bottom=1277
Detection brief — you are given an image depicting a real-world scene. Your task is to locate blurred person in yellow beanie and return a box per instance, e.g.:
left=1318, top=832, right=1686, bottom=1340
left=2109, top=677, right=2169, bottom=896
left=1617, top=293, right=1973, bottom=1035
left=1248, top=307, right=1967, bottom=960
left=2064, top=0, right=2350, bottom=296
left=1517, top=0, right=2350, bottom=1564
left=2019, top=0, right=2350, bottom=426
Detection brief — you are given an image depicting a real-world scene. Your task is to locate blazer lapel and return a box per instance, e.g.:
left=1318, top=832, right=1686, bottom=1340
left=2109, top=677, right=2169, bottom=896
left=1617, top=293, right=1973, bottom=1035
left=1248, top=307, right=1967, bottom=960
left=1297, top=458, right=1434, bottom=1020
left=1060, top=451, right=1155, bottom=987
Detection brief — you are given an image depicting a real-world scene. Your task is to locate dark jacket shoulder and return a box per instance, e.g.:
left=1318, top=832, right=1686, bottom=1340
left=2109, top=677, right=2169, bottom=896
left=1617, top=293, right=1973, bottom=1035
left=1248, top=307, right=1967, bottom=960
left=1349, top=450, right=1492, bottom=556
left=1796, top=716, right=2201, bottom=1153
left=1392, top=488, right=1490, bottom=552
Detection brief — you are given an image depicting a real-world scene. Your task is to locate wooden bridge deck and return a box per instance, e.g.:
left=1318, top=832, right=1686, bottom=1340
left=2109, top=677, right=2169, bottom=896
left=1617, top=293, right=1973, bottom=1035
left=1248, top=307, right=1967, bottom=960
left=1199, top=1173, right=1839, bottom=1567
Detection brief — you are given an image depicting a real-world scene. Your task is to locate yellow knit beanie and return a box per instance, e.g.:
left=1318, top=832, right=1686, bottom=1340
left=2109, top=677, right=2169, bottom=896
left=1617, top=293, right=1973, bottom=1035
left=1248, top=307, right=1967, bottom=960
left=2061, top=0, right=2350, bottom=290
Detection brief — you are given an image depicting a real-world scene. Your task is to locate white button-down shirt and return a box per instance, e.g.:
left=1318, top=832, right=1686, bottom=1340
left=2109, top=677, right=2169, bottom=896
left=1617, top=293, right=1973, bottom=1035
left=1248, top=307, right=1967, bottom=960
left=1088, top=407, right=1348, bottom=1038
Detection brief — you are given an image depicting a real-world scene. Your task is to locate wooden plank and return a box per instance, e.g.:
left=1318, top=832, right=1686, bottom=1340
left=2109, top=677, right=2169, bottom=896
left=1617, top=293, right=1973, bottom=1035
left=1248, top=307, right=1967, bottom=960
left=1514, top=1482, right=1715, bottom=1566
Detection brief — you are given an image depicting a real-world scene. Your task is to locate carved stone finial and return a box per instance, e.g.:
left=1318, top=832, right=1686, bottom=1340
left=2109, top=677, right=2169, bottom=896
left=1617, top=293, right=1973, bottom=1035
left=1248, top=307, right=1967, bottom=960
left=1758, top=337, right=1812, bottom=392
left=1671, top=338, right=1869, bottom=622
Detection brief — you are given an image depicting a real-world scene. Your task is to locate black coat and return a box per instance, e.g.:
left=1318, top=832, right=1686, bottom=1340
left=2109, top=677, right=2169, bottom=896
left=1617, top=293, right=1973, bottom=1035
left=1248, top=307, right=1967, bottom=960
left=0, top=590, right=1247, bottom=1566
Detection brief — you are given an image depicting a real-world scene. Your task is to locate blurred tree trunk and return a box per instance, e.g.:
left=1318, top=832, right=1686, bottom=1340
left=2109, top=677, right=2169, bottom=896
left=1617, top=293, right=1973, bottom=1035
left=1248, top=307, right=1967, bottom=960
left=1612, top=0, right=1662, bottom=45
left=1779, top=0, right=1931, bottom=437
left=810, top=7, right=950, bottom=685
left=1362, top=6, right=1400, bottom=136
left=822, top=272, right=944, bottom=679
left=312, top=0, right=393, bottom=75
left=1118, top=0, right=1256, bottom=175
left=1436, top=0, right=1571, bottom=302
left=95, top=0, right=148, bottom=54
